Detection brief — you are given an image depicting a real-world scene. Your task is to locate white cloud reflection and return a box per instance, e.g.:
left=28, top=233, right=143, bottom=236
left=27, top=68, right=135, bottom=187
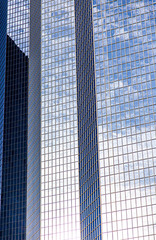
left=7, top=0, right=29, bottom=55
left=93, top=0, right=156, bottom=238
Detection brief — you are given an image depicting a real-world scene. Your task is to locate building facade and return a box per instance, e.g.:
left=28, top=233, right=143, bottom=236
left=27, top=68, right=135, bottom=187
left=0, top=0, right=156, bottom=240
left=0, top=1, right=29, bottom=239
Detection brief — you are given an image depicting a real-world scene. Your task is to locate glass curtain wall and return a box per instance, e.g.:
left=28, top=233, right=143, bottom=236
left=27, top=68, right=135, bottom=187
left=0, top=0, right=29, bottom=239
left=41, top=0, right=81, bottom=239
left=92, top=0, right=156, bottom=239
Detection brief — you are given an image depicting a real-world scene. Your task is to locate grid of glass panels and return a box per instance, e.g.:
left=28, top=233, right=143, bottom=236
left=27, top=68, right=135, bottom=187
left=26, top=0, right=41, bottom=239
left=41, top=1, right=81, bottom=239
left=74, top=0, right=102, bottom=239
left=0, top=0, right=30, bottom=239
left=0, top=36, right=28, bottom=240
left=7, top=0, right=29, bottom=55
left=92, top=0, right=156, bottom=239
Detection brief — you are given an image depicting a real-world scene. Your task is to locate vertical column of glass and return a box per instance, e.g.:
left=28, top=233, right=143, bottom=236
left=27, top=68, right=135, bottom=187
left=0, top=0, right=7, bottom=213
left=1, top=36, right=29, bottom=240
left=0, top=0, right=30, bottom=239
left=92, top=0, right=156, bottom=239
left=26, top=0, right=41, bottom=239
left=74, top=0, right=102, bottom=239
left=41, top=1, right=81, bottom=239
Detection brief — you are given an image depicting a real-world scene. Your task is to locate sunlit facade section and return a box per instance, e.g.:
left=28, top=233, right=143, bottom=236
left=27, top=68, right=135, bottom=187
left=92, top=0, right=156, bottom=239
left=7, top=0, right=29, bottom=55
left=41, top=0, right=81, bottom=239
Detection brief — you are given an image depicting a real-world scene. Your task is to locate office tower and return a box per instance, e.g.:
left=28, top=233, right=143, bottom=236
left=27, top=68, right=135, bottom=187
left=0, top=1, right=29, bottom=239
left=0, top=0, right=156, bottom=240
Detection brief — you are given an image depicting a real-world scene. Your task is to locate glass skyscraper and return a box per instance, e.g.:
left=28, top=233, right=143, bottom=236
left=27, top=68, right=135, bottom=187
left=0, top=0, right=156, bottom=240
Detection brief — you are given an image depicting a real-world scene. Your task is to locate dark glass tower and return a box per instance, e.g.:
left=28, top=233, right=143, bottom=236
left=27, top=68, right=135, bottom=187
left=0, top=36, right=28, bottom=240
left=0, top=1, right=41, bottom=239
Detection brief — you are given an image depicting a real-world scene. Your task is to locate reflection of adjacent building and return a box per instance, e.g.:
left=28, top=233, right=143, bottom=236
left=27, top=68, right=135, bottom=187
left=0, top=36, right=28, bottom=239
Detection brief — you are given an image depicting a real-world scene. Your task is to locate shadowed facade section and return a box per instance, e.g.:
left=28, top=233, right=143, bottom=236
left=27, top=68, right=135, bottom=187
left=74, top=0, right=102, bottom=239
left=0, top=36, right=28, bottom=240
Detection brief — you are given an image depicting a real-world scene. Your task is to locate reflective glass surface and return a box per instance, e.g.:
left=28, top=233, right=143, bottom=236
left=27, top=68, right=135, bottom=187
left=93, top=0, right=156, bottom=239
left=75, top=0, right=102, bottom=239
left=7, top=0, right=29, bottom=55
left=0, top=1, right=7, bottom=229
left=41, top=0, right=81, bottom=239
left=0, top=36, right=28, bottom=240
left=0, top=1, right=155, bottom=239
left=0, top=1, right=29, bottom=239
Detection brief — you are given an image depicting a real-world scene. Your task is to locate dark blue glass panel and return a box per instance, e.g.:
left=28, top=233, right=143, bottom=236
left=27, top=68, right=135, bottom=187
left=0, top=36, right=28, bottom=240
left=0, top=0, right=7, bottom=217
left=74, top=0, right=102, bottom=239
